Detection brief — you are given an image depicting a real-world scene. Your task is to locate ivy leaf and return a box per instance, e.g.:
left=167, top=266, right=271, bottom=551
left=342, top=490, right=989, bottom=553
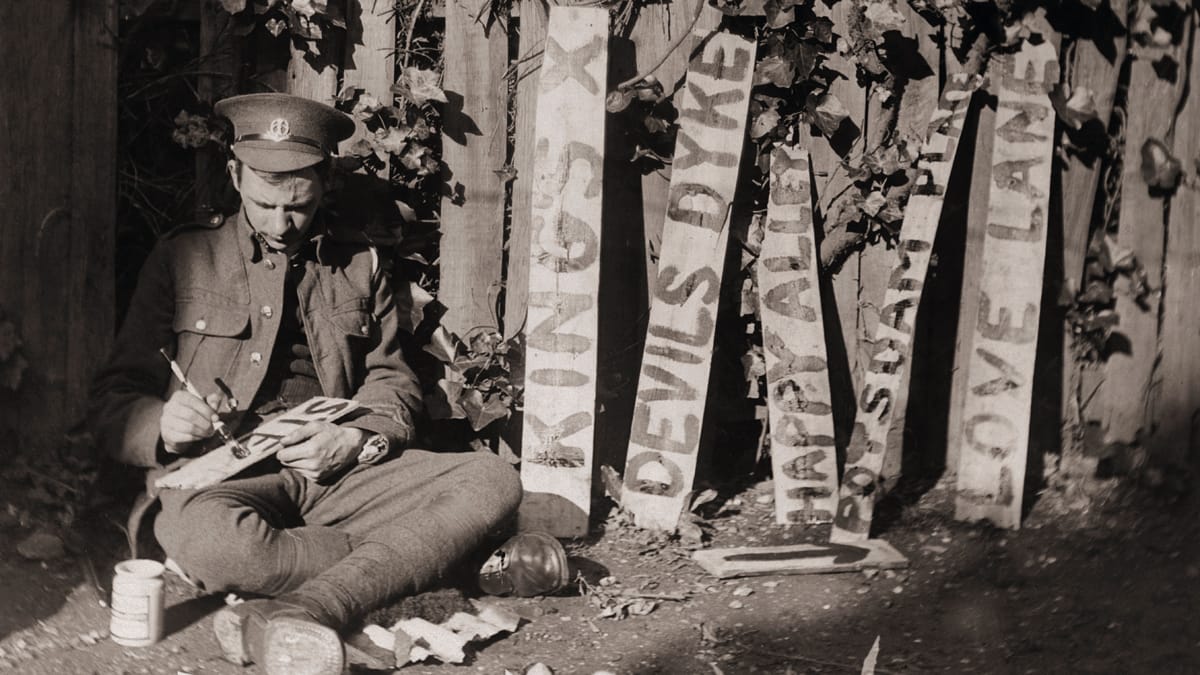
left=754, top=54, right=796, bottom=88
left=643, top=115, right=670, bottom=135
left=373, top=128, right=408, bottom=158
left=763, top=0, right=795, bottom=30
left=862, top=190, right=887, bottom=217
left=806, top=17, right=835, bottom=45
left=394, top=67, right=447, bottom=107
left=290, top=0, right=328, bottom=18
left=1049, top=84, right=1099, bottom=130
left=395, top=281, right=434, bottom=334
left=265, top=17, right=288, bottom=37
left=422, top=325, right=460, bottom=364
left=863, top=1, right=908, bottom=35
left=751, top=108, right=781, bottom=139
left=1140, top=137, right=1182, bottom=191
left=426, top=379, right=468, bottom=420
left=606, top=89, right=635, bottom=113
left=806, top=92, right=850, bottom=137
left=219, top=0, right=248, bottom=13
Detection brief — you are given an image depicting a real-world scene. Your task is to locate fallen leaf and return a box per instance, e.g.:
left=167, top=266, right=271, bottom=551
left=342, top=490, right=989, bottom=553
left=863, top=2, right=907, bottom=33
left=1140, top=138, right=1182, bottom=191
left=1049, top=84, right=1099, bottom=130
left=395, top=67, right=447, bottom=107
left=751, top=108, right=781, bottom=139
left=754, top=54, right=796, bottom=88
left=807, top=92, right=850, bottom=137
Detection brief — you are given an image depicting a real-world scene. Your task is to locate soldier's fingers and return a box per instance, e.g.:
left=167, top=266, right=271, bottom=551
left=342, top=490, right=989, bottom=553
left=280, top=421, right=328, bottom=446
left=161, top=417, right=210, bottom=442
left=168, top=390, right=218, bottom=418
left=277, top=438, right=320, bottom=464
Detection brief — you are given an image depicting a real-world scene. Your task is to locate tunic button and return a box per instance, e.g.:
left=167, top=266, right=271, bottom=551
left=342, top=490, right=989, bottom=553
left=209, top=214, right=222, bottom=225
left=261, top=305, right=273, bottom=318
left=264, top=259, right=276, bottom=270
left=194, top=319, right=207, bottom=331
left=360, top=324, right=370, bottom=335
left=250, top=352, right=262, bottom=364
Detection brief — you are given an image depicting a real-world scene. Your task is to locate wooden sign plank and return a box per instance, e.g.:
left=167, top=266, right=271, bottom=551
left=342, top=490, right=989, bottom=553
left=954, top=39, right=1059, bottom=528
left=155, top=397, right=361, bottom=490
left=437, top=0, right=508, bottom=337
left=831, top=74, right=981, bottom=542
left=692, top=540, right=908, bottom=579
left=517, top=6, right=608, bottom=537
left=619, top=32, right=757, bottom=532
left=757, top=146, right=839, bottom=525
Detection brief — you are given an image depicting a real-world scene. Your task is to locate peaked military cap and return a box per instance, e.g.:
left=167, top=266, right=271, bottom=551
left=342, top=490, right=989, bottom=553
left=215, top=93, right=355, bottom=172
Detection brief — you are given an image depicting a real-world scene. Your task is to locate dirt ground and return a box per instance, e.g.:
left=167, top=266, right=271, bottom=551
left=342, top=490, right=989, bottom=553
left=1, top=465, right=1198, bottom=675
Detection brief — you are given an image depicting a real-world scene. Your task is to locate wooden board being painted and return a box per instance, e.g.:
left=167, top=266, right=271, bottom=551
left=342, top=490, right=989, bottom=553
left=692, top=540, right=908, bottom=579
left=830, top=74, right=981, bottom=542
left=517, top=6, right=608, bottom=537
left=620, top=31, right=757, bottom=532
left=155, top=397, right=361, bottom=490
left=757, top=146, right=838, bottom=525
left=954, top=39, right=1058, bottom=528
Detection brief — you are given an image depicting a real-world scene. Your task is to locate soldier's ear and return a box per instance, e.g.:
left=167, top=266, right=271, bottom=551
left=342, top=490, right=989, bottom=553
left=227, top=160, right=242, bottom=192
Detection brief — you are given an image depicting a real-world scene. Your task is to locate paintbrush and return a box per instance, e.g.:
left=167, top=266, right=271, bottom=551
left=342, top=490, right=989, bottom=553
left=158, top=348, right=250, bottom=458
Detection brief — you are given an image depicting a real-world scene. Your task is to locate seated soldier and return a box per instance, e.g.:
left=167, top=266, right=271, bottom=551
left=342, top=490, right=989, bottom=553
left=88, top=93, right=561, bottom=675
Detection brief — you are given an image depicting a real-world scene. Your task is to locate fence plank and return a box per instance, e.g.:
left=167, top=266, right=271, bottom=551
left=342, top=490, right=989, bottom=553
left=68, top=0, right=118, bottom=428
left=1099, top=40, right=1188, bottom=451
left=341, top=0, right=397, bottom=174
left=759, top=147, right=839, bottom=525
left=3, top=2, right=76, bottom=457
left=832, top=75, right=979, bottom=541
left=1152, top=31, right=1200, bottom=468
left=197, top=4, right=241, bottom=217
left=619, top=31, right=756, bottom=532
left=504, top=0, right=549, bottom=340
left=438, top=0, right=508, bottom=337
left=516, top=6, right=608, bottom=537
left=954, top=39, right=1059, bottom=528
left=628, top=3, right=723, bottom=296
left=1057, top=0, right=1127, bottom=474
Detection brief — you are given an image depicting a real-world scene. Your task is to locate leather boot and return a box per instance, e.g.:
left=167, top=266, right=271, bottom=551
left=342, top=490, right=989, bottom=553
left=477, top=531, right=571, bottom=597
left=213, top=598, right=344, bottom=675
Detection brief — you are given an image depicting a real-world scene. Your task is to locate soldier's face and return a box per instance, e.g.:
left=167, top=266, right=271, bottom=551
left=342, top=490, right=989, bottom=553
left=231, top=163, right=325, bottom=253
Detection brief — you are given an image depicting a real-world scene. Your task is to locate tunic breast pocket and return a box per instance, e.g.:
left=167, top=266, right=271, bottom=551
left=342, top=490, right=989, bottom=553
left=172, top=301, right=251, bottom=380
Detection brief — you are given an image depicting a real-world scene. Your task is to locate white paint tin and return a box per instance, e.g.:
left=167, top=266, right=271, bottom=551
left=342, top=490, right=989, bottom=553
left=109, top=558, right=165, bottom=647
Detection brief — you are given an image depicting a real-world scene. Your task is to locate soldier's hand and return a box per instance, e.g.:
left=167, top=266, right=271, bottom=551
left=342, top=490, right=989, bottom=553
left=160, top=390, right=225, bottom=455
left=277, top=421, right=365, bottom=482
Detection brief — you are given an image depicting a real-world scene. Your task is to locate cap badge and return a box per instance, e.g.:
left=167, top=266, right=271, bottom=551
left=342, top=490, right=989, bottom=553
left=265, top=118, right=291, bottom=141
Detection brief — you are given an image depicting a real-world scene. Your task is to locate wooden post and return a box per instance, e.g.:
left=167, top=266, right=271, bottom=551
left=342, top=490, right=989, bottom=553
left=504, top=0, right=549, bottom=340
left=437, top=0, right=508, bottom=337
left=832, top=74, right=980, bottom=541
left=1151, top=28, right=1200, bottom=468
left=618, top=31, right=756, bottom=532
left=758, top=147, right=839, bottom=525
left=954, top=39, right=1059, bottom=528
left=516, top=6, right=608, bottom=537
left=1098, top=36, right=1189, bottom=454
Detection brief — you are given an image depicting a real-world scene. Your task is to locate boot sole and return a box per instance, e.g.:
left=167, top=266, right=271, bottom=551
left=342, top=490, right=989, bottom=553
left=213, top=605, right=253, bottom=666
left=262, top=617, right=345, bottom=675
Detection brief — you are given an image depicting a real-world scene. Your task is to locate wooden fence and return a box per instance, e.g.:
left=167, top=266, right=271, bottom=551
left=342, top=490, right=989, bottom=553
left=87, top=0, right=1200, bottom=535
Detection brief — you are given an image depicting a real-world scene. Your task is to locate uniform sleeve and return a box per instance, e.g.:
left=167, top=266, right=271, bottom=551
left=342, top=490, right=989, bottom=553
left=87, top=242, right=176, bottom=467
left=342, top=256, right=422, bottom=449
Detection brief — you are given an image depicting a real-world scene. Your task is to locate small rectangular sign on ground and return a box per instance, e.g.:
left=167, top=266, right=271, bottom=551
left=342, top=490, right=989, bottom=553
left=692, top=540, right=909, bottom=579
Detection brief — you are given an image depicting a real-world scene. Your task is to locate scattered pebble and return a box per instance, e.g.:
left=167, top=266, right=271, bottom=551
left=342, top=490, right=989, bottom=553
left=732, top=587, right=753, bottom=597
left=893, top=586, right=904, bottom=594
left=17, top=532, right=65, bottom=561
left=923, top=545, right=948, bottom=555
left=728, top=600, right=744, bottom=609
left=761, top=581, right=780, bottom=588
left=862, top=569, right=879, bottom=580
left=754, top=494, right=773, bottom=505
